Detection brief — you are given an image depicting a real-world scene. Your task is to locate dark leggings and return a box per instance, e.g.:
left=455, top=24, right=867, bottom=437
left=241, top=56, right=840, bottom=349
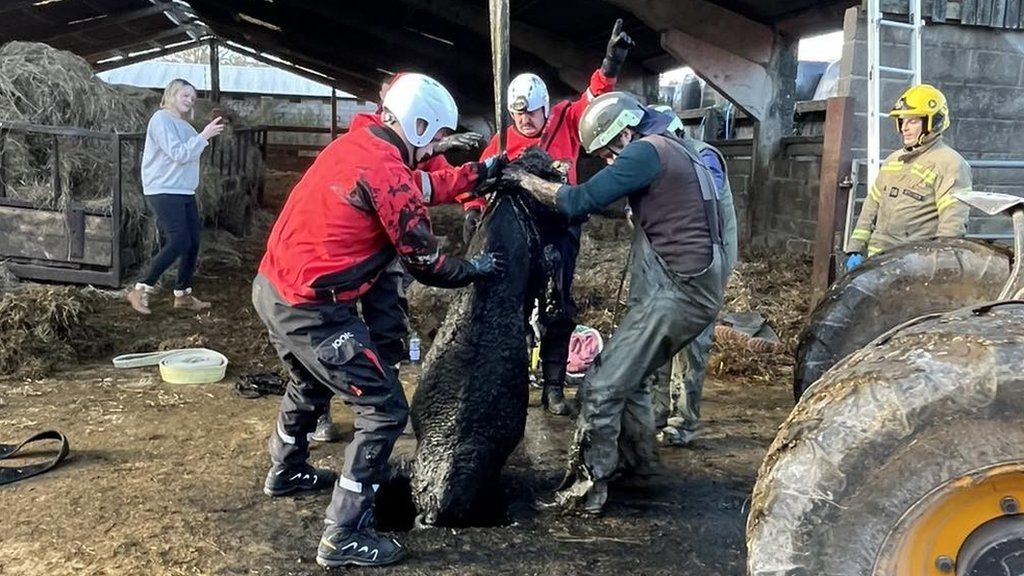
left=537, top=223, right=582, bottom=386
left=141, top=194, right=201, bottom=290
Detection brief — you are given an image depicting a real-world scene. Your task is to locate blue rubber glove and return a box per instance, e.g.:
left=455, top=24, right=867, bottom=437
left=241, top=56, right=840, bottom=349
left=845, top=252, right=864, bottom=271
left=469, top=251, right=504, bottom=280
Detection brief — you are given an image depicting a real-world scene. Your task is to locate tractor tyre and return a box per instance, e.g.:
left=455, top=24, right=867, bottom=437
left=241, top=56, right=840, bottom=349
left=748, top=301, right=1024, bottom=576
left=794, top=238, right=1009, bottom=400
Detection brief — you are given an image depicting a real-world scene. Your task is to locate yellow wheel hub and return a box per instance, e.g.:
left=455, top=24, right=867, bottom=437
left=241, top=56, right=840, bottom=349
left=876, top=462, right=1024, bottom=575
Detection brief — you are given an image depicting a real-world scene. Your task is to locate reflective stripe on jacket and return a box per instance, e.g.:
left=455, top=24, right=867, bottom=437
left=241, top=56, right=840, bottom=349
left=847, top=137, right=971, bottom=255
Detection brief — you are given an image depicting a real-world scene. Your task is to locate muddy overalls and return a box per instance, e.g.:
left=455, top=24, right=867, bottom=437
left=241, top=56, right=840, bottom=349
left=567, top=133, right=725, bottom=499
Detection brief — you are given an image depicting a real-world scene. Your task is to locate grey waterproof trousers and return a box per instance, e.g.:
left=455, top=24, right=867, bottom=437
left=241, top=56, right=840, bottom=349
left=578, top=229, right=723, bottom=481
left=252, top=274, right=408, bottom=529
left=652, top=195, right=737, bottom=432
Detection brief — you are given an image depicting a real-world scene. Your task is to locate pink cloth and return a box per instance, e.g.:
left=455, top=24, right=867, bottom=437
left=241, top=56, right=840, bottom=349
left=567, top=328, right=602, bottom=375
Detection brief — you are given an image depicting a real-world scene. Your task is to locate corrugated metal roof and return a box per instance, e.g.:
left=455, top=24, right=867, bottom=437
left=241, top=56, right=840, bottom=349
left=98, top=60, right=356, bottom=98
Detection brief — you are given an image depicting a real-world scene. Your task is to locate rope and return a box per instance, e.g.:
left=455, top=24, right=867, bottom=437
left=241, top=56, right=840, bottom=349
left=112, top=348, right=229, bottom=384
left=612, top=248, right=633, bottom=326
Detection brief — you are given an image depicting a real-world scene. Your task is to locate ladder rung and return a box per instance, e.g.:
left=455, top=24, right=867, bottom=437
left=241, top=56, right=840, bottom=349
left=879, top=65, right=916, bottom=75
left=879, top=19, right=916, bottom=30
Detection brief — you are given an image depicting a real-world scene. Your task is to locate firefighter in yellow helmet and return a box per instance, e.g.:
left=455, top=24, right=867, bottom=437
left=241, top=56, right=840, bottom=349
left=845, top=84, right=971, bottom=269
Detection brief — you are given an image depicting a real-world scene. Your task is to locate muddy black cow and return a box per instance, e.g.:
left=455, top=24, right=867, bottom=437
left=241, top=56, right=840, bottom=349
left=409, top=149, right=564, bottom=527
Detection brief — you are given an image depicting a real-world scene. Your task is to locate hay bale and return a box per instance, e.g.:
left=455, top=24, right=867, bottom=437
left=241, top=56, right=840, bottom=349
left=0, top=285, right=106, bottom=377
left=0, top=42, right=149, bottom=130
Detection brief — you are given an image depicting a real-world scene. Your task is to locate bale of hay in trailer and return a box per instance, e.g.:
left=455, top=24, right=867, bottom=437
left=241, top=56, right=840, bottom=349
left=0, top=41, right=265, bottom=277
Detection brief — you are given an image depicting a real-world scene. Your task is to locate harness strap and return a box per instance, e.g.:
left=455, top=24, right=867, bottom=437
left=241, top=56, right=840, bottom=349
left=0, top=430, right=70, bottom=486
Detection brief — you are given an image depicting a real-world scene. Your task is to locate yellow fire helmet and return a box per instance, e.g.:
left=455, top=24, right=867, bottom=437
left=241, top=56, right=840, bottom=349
left=889, top=83, right=949, bottom=139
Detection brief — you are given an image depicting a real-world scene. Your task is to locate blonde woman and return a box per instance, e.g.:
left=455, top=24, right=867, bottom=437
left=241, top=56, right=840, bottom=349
left=127, top=78, right=225, bottom=314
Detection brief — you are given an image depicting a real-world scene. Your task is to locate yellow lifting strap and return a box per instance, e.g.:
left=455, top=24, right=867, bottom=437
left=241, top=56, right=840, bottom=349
left=112, top=348, right=229, bottom=384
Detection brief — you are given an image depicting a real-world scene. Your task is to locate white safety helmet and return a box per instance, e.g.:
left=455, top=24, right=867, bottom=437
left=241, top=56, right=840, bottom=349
left=652, top=104, right=684, bottom=134
left=508, top=73, right=550, bottom=117
left=382, top=73, right=458, bottom=148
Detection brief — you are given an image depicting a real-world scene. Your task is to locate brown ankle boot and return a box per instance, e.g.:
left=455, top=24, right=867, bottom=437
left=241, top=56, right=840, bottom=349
left=173, top=289, right=211, bottom=311
left=126, top=284, right=152, bottom=315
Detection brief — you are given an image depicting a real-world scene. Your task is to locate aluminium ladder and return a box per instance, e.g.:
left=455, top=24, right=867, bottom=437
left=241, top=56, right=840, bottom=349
left=866, top=0, right=923, bottom=188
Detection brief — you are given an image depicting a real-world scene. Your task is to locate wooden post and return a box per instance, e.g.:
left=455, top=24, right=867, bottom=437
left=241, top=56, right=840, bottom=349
left=0, top=127, right=6, bottom=198
left=112, top=134, right=122, bottom=285
left=330, top=88, right=338, bottom=140
left=209, top=38, right=221, bottom=103
left=51, top=134, right=61, bottom=205
left=810, top=96, right=855, bottom=304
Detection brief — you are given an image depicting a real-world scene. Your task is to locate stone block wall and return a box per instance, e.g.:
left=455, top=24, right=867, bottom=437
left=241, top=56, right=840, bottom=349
left=710, top=139, right=755, bottom=245
left=756, top=136, right=825, bottom=254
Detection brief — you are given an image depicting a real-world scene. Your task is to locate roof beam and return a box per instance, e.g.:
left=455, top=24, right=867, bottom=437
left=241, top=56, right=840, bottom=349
left=604, top=0, right=774, bottom=64
left=774, top=0, right=854, bottom=37
left=660, top=28, right=772, bottom=120
left=284, top=1, right=497, bottom=91
left=93, top=37, right=208, bottom=72
left=0, top=0, right=62, bottom=16
left=191, top=1, right=493, bottom=111
left=400, top=0, right=600, bottom=91
left=38, top=3, right=175, bottom=43
left=83, top=24, right=203, bottom=61
left=203, top=21, right=381, bottom=99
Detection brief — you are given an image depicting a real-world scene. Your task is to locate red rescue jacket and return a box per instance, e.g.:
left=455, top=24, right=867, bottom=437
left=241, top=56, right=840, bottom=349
left=349, top=112, right=480, bottom=204
left=463, top=68, right=616, bottom=212
left=259, top=124, right=480, bottom=305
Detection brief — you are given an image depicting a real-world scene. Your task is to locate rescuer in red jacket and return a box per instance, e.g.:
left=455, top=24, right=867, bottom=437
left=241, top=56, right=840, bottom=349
left=462, top=19, right=633, bottom=415
left=252, top=73, right=501, bottom=568
left=310, top=73, right=494, bottom=444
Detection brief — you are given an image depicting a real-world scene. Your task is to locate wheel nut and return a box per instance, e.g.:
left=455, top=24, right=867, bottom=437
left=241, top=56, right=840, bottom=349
left=935, top=555, right=954, bottom=572
left=1001, top=496, right=1019, bottom=514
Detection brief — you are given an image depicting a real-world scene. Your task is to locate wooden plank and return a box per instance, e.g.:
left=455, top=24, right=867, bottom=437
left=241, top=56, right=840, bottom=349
left=993, top=0, right=1008, bottom=26
left=209, top=38, right=221, bottom=103
left=811, top=96, right=855, bottom=305
left=963, top=0, right=979, bottom=24
left=5, top=262, right=119, bottom=287
left=978, top=0, right=994, bottom=25
left=0, top=128, right=6, bottom=199
left=931, top=0, right=949, bottom=22
left=39, top=3, right=173, bottom=43
left=0, top=205, right=112, bottom=266
left=330, top=89, right=338, bottom=141
left=0, top=121, right=117, bottom=140
left=92, top=37, right=207, bottom=72
left=1008, top=0, right=1022, bottom=28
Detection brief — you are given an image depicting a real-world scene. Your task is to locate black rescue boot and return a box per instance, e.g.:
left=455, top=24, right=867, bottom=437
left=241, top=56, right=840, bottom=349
left=263, top=463, right=337, bottom=497
left=316, top=513, right=406, bottom=568
left=542, top=383, right=570, bottom=416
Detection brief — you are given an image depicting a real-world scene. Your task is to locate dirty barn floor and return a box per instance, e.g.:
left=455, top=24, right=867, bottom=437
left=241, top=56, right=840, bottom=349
left=0, top=365, right=792, bottom=576
left=0, top=178, right=797, bottom=576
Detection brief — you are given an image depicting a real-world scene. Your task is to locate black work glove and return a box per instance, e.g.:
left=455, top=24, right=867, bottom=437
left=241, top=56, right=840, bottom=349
left=435, top=131, right=488, bottom=154
left=601, top=18, right=635, bottom=78
left=501, top=165, right=560, bottom=207
left=474, top=154, right=508, bottom=196
left=463, top=208, right=483, bottom=245
left=469, top=251, right=504, bottom=280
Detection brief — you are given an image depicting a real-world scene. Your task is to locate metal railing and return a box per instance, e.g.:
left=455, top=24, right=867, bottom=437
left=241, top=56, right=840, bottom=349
left=844, top=158, right=1024, bottom=247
